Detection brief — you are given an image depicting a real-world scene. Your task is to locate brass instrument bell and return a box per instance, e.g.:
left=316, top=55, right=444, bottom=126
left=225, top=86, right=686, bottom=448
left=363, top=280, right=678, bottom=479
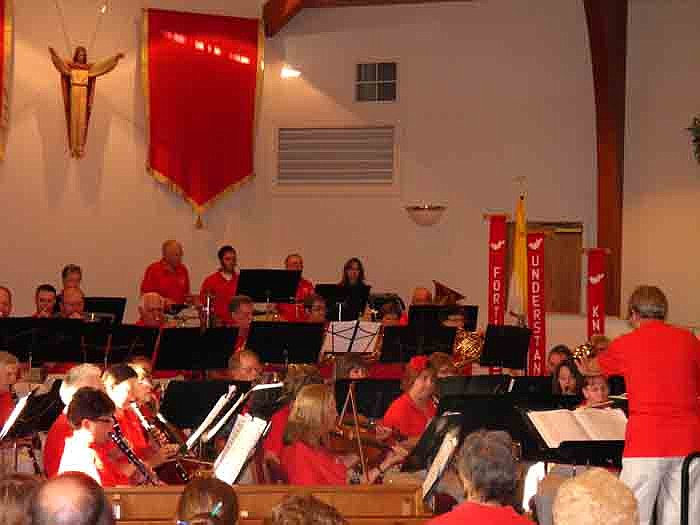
left=453, top=329, right=484, bottom=368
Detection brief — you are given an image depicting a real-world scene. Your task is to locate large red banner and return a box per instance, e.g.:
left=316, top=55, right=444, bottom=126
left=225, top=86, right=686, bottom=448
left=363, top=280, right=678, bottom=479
left=527, top=232, right=546, bottom=376
left=144, top=9, right=260, bottom=225
left=0, top=0, right=11, bottom=160
left=586, top=249, right=607, bottom=339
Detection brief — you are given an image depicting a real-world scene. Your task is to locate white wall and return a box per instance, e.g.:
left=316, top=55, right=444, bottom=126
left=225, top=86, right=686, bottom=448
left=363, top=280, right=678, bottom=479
left=3, top=0, right=606, bottom=347
left=624, top=0, right=700, bottom=328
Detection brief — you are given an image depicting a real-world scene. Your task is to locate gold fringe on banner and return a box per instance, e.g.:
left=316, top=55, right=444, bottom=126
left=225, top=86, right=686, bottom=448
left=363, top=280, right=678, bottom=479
left=141, top=9, right=261, bottom=229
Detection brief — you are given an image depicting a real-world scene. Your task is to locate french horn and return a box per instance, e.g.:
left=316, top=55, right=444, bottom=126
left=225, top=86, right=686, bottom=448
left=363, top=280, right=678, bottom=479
left=453, top=329, right=484, bottom=368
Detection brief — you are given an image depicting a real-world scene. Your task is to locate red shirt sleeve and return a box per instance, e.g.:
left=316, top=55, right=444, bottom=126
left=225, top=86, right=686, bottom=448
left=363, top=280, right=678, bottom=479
left=0, top=392, right=14, bottom=430
left=140, top=262, right=159, bottom=295
left=44, top=413, right=73, bottom=478
left=598, top=338, right=626, bottom=376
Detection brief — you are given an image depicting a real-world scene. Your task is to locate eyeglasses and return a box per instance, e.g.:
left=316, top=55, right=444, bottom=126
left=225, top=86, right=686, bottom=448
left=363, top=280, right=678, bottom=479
left=91, top=417, right=115, bottom=424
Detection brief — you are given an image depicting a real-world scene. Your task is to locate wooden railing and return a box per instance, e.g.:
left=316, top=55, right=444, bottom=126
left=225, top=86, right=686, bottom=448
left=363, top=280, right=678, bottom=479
left=105, top=483, right=432, bottom=525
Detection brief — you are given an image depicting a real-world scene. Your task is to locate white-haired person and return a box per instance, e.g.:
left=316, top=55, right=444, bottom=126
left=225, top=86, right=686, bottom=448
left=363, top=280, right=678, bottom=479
left=553, top=467, right=638, bottom=525
left=43, top=363, right=103, bottom=478
left=427, top=430, right=532, bottom=525
left=578, top=285, right=700, bottom=525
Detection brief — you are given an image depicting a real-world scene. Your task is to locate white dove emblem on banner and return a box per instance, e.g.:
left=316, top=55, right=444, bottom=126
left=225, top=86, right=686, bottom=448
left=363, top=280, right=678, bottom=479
left=490, top=240, right=505, bottom=251
left=589, top=273, right=605, bottom=285
left=528, top=238, right=543, bottom=251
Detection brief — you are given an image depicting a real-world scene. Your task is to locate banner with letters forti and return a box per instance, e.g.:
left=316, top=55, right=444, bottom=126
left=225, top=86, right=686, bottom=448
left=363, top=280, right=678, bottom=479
left=586, top=249, right=607, bottom=339
left=487, top=215, right=507, bottom=326
left=526, top=233, right=546, bottom=376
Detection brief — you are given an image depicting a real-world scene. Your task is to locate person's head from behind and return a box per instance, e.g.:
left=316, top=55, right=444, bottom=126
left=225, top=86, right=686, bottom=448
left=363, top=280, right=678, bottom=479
left=61, top=264, right=83, bottom=291
left=627, top=285, right=668, bottom=326
left=379, top=302, right=401, bottom=326
left=175, top=478, right=239, bottom=525
left=35, top=284, right=57, bottom=317
left=589, top=334, right=610, bottom=353
left=31, top=471, right=114, bottom=525
left=553, top=467, right=638, bottom=525
left=284, top=384, right=337, bottom=447
left=457, top=430, right=517, bottom=506
left=0, top=473, right=41, bottom=525
left=228, top=350, right=262, bottom=382
left=102, top=364, right=138, bottom=409
left=0, top=287, right=11, bottom=318
left=547, top=345, right=572, bottom=374
left=267, top=494, right=348, bottom=525
left=428, top=352, right=458, bottom=379
left=582, top=375, right=609, bottom=406
left=67, top=387, right=116, bottom=446
left=281, top=364, right=323, bottom=405
left=336, top=354, right=369, bottom=380
left=0, top=352, right=19, bottom=391
left=61, top=287, right=85, bottom=319
left=553, top=360, right=582, bottom=396
left=60, top=364, right=103, bottom=406
left=341, top=258, right=365, bottom=287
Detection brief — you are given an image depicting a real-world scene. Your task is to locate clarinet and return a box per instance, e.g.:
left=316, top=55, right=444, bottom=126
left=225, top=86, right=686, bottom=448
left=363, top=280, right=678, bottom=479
left=129, top=402, right=190, bottom=483
left=109, top=422, right=159, bottom=486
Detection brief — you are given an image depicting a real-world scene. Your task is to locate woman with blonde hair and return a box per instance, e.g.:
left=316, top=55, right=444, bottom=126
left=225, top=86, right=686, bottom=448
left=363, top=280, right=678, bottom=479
left=280, top=384, right=404, bottom=485
left=175, top=478, right=238, bottom=525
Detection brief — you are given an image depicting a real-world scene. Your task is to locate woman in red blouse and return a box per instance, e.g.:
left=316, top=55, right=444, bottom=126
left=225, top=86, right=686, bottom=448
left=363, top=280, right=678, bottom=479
left=382, top=355, right=437, bottom=444
left=280, top=383, right=405, bottom=485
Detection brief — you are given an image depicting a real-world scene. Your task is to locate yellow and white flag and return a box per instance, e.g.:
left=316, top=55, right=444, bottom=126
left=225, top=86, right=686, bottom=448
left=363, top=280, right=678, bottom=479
left=507, top=194, right=528, bottom=324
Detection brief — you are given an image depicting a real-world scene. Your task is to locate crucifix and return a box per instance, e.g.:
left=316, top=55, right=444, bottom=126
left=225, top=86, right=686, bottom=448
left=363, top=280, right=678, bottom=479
left=49, top=46, right=124, bottom=158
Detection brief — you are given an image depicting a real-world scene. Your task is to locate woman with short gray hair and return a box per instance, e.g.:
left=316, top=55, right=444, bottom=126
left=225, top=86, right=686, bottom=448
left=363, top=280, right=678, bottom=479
left=426, top=430, right=532, bottom=524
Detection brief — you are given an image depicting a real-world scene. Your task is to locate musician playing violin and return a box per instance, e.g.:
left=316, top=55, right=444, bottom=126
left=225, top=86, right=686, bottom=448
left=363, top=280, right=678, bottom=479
left=382, top=356, right=437, bottom=446
left=280, top=383, right=406, bottom=485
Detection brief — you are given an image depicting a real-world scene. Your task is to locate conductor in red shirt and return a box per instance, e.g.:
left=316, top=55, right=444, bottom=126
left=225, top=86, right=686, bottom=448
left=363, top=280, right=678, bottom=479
left=578, top=285, right=700, bottom=525
left=200, top=245, right=239, bottom=325
left=140, top=240, right=191, bottom=307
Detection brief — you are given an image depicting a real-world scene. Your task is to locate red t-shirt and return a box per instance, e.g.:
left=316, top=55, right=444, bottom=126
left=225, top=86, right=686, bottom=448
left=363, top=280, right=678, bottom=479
left=0, top=391, right=14, bottom=430
left=140, top=259, right=190, bottom=304
left=200, top=271, right=239, bottom=324
left=427, top=502, right=533, bottom=525
left=598, top=320, right=700, bottom=457
left=114, top=409, right=151, bottom=458
left=278, top=278, right=315, bottom=321
left=382, top=393, right=436, bottom=438
left=91, top=441, right=133, bottom=487
left=44, top=412, right=73, bottom=478
left=280, top=441, right=347, bottom=485
left=262, top=404, right=291, bottom=458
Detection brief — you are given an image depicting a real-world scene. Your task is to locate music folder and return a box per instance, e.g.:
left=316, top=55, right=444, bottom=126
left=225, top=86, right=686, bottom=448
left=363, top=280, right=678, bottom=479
left=402, top=411, right=465, bottom=474
left=246, top=321, right=324, bottom=364
left=237, top=269, right=301, bottom=304
left=160, top=380, right=250, bottom=430
left=480, top=324, right=532, bottom=370
left=151, top=327, right=238, bottom=372
left=214, top=413, right=270, bottom=485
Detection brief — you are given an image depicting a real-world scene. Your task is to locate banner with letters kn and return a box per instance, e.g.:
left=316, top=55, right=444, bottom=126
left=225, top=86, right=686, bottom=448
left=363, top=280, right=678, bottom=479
left=526, top=232, right=546, bottom=376
left=586, top=249, right=607, bottom=339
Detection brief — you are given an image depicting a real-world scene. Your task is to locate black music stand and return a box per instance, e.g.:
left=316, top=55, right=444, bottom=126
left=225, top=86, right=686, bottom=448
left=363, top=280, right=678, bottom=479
left=152, top=327, right=238, bottom=372
left=0, top=318, right=84, bottom=365
left=325, top=320, right=381, bottom=355
left=315, top=284, right=371, bottom=321
left=379, top=325, right=457, bottom=363
left=84, top=297, right=127, bottom=325
left=237, top=270, right=301, bottom=304
left=402, top=411, right=465, bottom=473
left=1, top=380, right=64, bottom=439
left=246, top=321, right=324, bottom=365
left=437, top=375, right=512, bottom=397
left=334, top=379, right=402, bottom=420
left=509, top=376, right=553, bottom=395
left=408, top=305, right=479, bottom=332
left=105, top=325, right=160, bottom=364
left=160, top=380, right=250, bottom=429
left=479, top=324, right=532, bottom=370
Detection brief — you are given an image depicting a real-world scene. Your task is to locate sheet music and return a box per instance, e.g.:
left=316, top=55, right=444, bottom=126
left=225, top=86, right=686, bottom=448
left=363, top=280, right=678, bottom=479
left=422, top=427, right=460, bottom=500
left=527, top=409, right=590, bottom=449
left=0, top=392, right=31, bottom=440
left=573, top=408, right=627, bottom=441
left=214, top=414, right=268, bottom=485
left=327, top=321, right=381, bottom=354
left=185, top=386, right=236, bottom=450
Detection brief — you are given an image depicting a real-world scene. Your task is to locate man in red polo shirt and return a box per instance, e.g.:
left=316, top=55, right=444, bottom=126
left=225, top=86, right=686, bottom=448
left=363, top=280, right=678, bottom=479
left=140, top=240, right=190, bottom=307
left=200, top=245, right=238, bottom=325
left=278, top=253, right=315, bottom=321
left=578, top=286, right=700, bottom=525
